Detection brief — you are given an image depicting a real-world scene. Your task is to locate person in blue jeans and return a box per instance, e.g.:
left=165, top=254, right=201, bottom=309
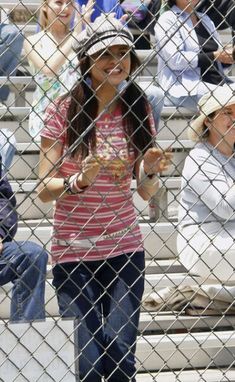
left=0, top=154, right=48, bottom=322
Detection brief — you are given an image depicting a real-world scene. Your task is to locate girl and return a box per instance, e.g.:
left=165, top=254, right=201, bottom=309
left=24, top=0, right=94, bottom=140
left=38, top=14, right=171, bottom=382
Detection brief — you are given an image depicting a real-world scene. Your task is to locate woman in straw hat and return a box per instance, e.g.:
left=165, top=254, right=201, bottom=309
left=177, top=85, right=235, bottom=283
left=37, top=13, right=172, bottom=381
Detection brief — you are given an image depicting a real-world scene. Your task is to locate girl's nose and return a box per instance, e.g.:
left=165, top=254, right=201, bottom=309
left=109, top=53, right=120, bottom=63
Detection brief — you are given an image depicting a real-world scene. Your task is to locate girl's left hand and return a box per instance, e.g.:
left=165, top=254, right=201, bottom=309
left=143, top=148, right=172, bottom=174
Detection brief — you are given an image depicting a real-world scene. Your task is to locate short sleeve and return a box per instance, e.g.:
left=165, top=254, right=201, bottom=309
left=40, top=98, right=70, bottom=144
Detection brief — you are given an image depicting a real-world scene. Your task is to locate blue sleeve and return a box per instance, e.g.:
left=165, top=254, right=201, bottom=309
left=76, top=0, right=123, bottom=21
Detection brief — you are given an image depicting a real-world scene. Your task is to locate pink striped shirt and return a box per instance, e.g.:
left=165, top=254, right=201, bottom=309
left=41, top=97, right=153, bottom=263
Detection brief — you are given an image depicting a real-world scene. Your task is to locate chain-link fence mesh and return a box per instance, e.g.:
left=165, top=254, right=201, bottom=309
left=0, top=1, right=235, bottom=381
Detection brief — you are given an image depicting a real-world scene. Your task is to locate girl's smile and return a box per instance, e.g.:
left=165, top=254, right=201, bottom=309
left=90, top=45, right=131, bottom=89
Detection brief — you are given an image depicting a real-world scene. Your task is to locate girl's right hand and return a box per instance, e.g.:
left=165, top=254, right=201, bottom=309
left=77, top=155, right=101, bottom=187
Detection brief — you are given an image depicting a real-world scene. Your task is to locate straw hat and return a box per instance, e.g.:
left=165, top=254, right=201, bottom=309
left=189, top=86, right=235, bottom=141
left=73, top=14, right=134, bottom=59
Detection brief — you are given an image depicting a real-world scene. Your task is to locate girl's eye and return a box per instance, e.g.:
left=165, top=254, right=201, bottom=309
left=119, top=51, right=130, bottom=58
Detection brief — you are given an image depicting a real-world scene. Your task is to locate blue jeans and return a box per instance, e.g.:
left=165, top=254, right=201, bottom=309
left=53, top=251, right=145, bottom=382
left=0, top=128, right=16, bottom=173
left=139, top=83, right=165, bottom=131
left=0, top=24, right=23, bottom=101
left=0, top=241, right=48, bottom=322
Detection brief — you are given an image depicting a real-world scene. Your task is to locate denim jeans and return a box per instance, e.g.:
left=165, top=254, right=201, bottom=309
left=53, top=251, right=145, bottom=382
left=0, top=24, right=23, bottom=101
left=0, top=128, right=16, bottom=174
left=0, top=241, right=48, bottom=322
left=138, top=83, right=165, bottom=131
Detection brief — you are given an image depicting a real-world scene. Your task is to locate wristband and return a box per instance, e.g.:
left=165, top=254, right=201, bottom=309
left=64, top=175, right=88, bottom=194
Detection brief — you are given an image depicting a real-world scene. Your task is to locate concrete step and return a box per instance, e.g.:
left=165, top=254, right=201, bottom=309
left=1, top=317, right=235, bottom=376
left=136, top=369, right=235, bottom=382
left=0, top=318, right=76, bottom=382
left=137, top=330, right=235, bottom=371
left=139, top=311, right=235, bottom=333
left=0, top=0, right=41, bottom=9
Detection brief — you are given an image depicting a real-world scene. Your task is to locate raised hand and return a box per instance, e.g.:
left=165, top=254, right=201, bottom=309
left=77, top=154, right=101, bottom=187
left=73, top=0, right=95, bottom=34
left=143, top=148, right=172, bottom=174
left=81, top=0, right=95, bottom=25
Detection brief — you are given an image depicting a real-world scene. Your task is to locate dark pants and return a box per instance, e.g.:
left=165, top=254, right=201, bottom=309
left=53, top=251, right=145, bottom=382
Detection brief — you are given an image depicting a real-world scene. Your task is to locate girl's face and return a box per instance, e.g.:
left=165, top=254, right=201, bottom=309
left=207, top=104, right=235, bottom=151
left=89, top=45, right=131, bottom=90
left=44, top=0, right=74, bottom=27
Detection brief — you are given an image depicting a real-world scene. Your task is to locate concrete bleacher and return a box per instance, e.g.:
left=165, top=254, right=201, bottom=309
left=1, top=2, right=235, bottom=379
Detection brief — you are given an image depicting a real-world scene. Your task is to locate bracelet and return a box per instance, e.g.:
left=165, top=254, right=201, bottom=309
left=63, top=175, right=88, bottom=195
left=63, top=177, right=77, bottom=195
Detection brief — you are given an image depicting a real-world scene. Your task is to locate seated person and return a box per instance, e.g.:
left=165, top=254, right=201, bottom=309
left=0, top=154, right=48, bottom=322
left=24, top=0, right=90, bottom=141
left=160, top=0, right=235, bottom=31
left=154, top=0, right=235, bottom=111
left=177, top=86, right=235, bottom=284
left=197, top=0, right=235, bottom=34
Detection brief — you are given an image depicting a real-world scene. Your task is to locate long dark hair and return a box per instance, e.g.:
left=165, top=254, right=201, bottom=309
left=65, top=50, right=154, bottom=159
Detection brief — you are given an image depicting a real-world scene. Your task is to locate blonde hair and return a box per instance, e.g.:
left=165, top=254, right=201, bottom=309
left=38, top=0, right=73, bottom=31
left=38, top=0, right=49, bottom=30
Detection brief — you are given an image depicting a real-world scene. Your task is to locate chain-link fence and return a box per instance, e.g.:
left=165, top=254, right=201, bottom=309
left=1, top=1, right=235, bottom=381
